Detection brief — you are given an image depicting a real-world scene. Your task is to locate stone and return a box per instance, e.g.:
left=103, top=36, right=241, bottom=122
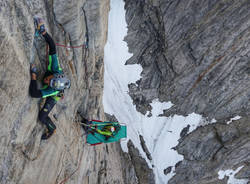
left=0, top=0, right=139, bottom=183
left=127, top=140, right=155, bottom=184
left=139, top=135, right=152, bottom=160
left=124, top=0, right=250, bottom=120
left=180, top=125, right=190, bottom=138
left=123, top=1, right=250, bottom=183
left=164, top=166, right=172, bottom=175
left=169, top=118, right=250, bottom=184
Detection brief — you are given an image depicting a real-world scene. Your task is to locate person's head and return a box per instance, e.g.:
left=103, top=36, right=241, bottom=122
left=110, top=126, right=115, bottom=132
left=44, top=75, right=54, bottom=85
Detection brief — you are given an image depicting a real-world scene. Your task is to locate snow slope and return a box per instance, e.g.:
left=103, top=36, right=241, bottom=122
left=103, top=0, right=202, bottom=183
left=103, top=0, right=242, bottom=183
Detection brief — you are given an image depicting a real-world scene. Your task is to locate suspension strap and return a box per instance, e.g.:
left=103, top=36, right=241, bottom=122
left=79, top=121, right=120, bottom=127
left=55, top=43, right=86, bottom=48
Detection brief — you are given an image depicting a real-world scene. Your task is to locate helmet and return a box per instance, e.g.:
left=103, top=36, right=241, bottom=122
left=110, top=126, right=115, bottom=132
left=50, top=74, right=71, bottom=90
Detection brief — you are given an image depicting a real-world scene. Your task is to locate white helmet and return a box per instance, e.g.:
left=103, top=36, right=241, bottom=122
left=110, top=126, right=115, bottom=132
left=50, top=73, right=70, bottom=90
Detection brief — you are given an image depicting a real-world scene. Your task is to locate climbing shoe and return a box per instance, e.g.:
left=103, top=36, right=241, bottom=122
left=41, top=128, right=55, bottom=140
left=34, top=17, right=45, bottom=34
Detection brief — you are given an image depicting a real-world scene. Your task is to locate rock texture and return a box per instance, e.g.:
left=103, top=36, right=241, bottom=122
left=0, top=0, right=147, bottom=184
left=3, top=0, right=250, bottom=183
left=169, top=117, right=250, bottom=184
left=127, top=140, right=155, bottom=184
left=124, top=0, right=250, bottom=121
left=124, top=0, right=250, bottom=183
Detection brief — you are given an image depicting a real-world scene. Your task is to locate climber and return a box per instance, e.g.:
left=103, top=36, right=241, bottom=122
left=29, top=17, right=70, bottom=140
left=81, top=118, right=116, bottom=140
left=95, top=125, right=116, bottom=140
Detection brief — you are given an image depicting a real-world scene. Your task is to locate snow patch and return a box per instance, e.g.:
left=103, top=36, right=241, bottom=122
left=103, top=0, right=211, bottom=183
left=103, top=0, right=142, bottom=153
left=218, top=166, right=248, bottom=184
left=211, top=118, right=217, bottom=123
left=152, top=112, right=203, bottom=183
left=226, top=116, right=241, bottom=124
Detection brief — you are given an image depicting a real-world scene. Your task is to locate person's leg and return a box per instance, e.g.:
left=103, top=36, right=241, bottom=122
left=42, top=32, right=56, bottom=55
left=38, top=96, right=57, bottom=139
left=30, top=65, right=42, bottom=98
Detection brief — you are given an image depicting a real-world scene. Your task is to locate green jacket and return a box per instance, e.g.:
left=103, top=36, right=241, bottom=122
left=96, top=126, right=114, bottom=136
left=41, top=54, right=63, bottom=101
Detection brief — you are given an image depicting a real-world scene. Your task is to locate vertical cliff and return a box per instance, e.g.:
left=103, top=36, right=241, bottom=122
left=0, top=0, right=139, bottom=183
left=124, top=0, right=250, bottom=183
left=124, top=0, right=250, bottom=120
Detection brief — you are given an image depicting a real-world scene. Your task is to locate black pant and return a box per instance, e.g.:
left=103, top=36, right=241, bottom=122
left=38, top=97, right=57, bottom=132
left=43, top=32, right=56, bottom=55
left=30, top=83, right=57, bottom=131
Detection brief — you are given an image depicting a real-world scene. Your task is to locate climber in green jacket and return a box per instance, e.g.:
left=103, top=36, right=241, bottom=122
left=95, top=125, right=116, bottom=140
left=30, top=17, right=70, bottom=140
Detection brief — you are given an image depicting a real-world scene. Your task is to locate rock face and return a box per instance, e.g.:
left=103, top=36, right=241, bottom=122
left=127, top=140, right=155, bottom=184
left=124, top=0, right=250, bottom=183
left=2, top=0, right=250, bottom=183
left=169, top=117, right=250, bottom=184
left=0, top=0, right=148, bottom=183
left=124, top=0, right=250, bottom=121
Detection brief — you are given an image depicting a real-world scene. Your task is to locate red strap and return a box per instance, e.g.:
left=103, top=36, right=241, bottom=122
left=90, top=143, right=102, bottom=146
left=55, top=43, right=85, bottom=48
left=91, top=119, right=103, bottom=122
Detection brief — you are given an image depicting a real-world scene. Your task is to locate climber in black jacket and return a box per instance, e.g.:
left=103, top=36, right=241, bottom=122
left=30, top=17, right=70, bottom=140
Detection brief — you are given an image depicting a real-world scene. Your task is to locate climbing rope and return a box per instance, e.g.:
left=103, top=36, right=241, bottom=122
left=58, top=151, right=83, bottom=184
left=45, top=42, right=86, bottom=59
left=57, top=121, right=84, bottom=184
left=45, top=42, right=87, bottom=76
left=55, top=43, right=86, bottom=49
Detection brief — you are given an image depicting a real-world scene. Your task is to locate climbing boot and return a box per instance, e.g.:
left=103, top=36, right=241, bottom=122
left=41, top=128, right=56, bottom=140
left=41, top=122, right=56, bottom=140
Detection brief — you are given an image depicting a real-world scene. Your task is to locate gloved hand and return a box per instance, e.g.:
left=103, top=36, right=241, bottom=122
left=30, top=64, right=38, bottom=75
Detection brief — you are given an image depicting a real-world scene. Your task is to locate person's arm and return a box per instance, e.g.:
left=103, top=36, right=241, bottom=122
left=30, top=72, right=59, bottom=99
left=30, top=78, right=60, bottom=99
left=29, top=79, right=42, bottom=98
